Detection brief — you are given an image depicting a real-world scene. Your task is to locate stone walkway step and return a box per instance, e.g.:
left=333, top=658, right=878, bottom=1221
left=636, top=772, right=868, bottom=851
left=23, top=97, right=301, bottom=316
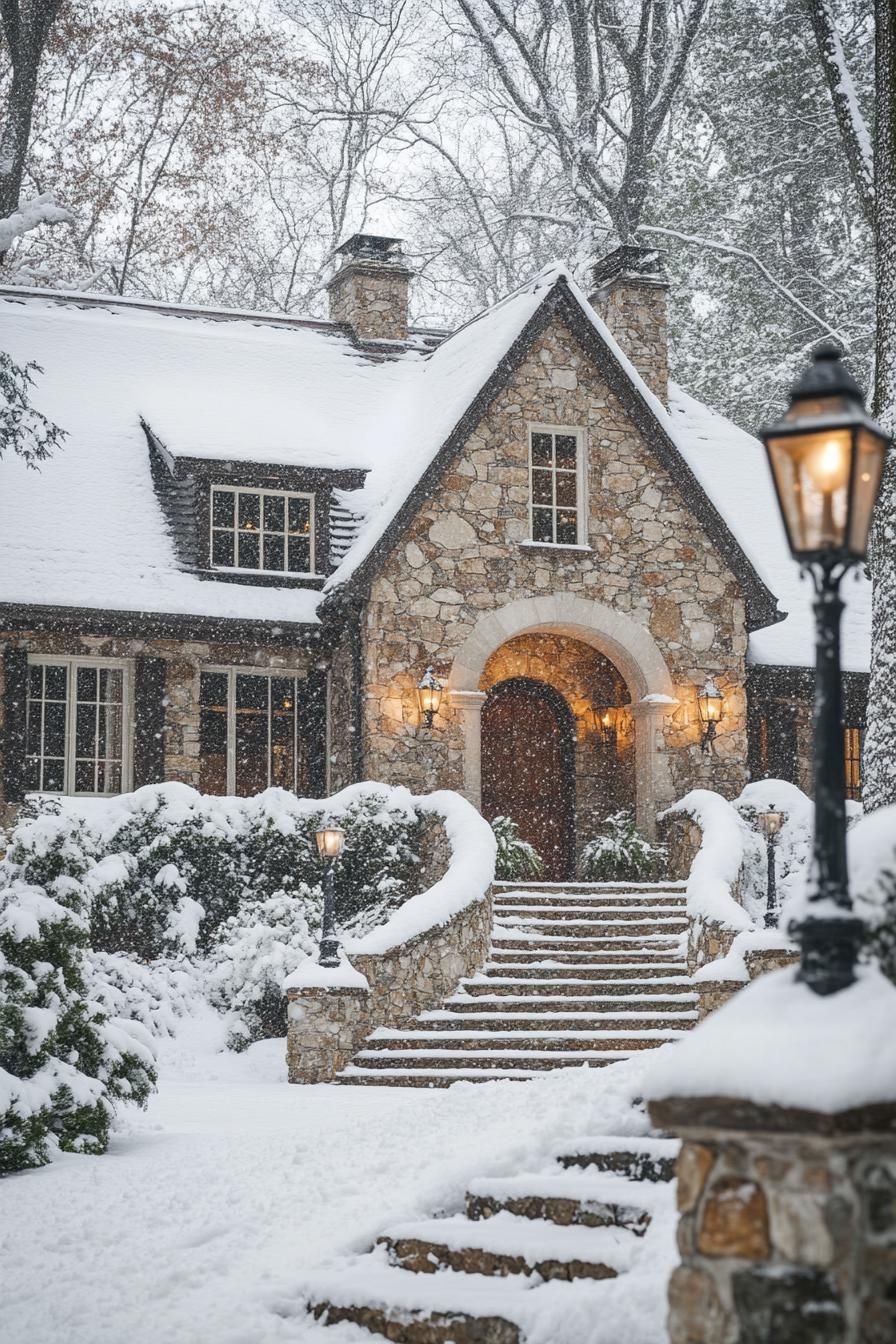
left=488, top=942, right=682, bottom=959
left=368, top=1029, right=686, bottom=1050
left=557, top=1135, right=679, bottom=1182
left=354, top=1048, right=642, bottom=1067
left=380, top=1210, right=634, bottom=1281
left=338, top=1065, right=601, bottom=1085
left=418, top=1011, right=697, bottom=1031
left=494, top=896, right=686, bottom=910
left=444, top=992, right=698, bottom=1011
left=465, top=1168, right=670, bottom=1232
left=477, top=964, right=688, bottom=981
left=459, top=976, right=695, bottom=996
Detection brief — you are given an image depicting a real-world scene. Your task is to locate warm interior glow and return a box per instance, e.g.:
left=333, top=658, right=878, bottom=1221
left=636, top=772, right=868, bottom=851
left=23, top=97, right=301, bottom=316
left=758, top=810, right=784, bottom=839
left=697, top=682, right=723, bottom=724
left=804, top=436, right=849, bottom=494
left=315, top=826, right=346, bottom=860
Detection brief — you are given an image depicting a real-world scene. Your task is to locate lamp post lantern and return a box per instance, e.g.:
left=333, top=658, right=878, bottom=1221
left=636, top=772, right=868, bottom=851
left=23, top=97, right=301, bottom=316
left=315, top=824, right=346, bottom=967
left=760, top=343, right=890, bottom=994
left=757, top=808, right=785, bottom=928
left=416, top=666, right=443, bottom=729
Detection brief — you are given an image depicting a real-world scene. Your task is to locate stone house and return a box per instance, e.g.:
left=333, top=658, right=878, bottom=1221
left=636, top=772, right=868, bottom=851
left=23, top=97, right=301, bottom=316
left=0, top=236, right=870, bottom=876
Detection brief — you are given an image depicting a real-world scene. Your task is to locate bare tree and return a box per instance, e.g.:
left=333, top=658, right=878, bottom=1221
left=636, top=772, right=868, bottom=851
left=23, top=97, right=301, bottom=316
left=452, top=0, right=709, bottom=242
left=0, top=0, right=64, bottom=220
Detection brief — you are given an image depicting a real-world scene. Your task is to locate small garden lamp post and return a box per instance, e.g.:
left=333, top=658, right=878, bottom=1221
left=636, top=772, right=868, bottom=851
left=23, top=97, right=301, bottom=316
left=761, top=343, right=889, bottom=994
left=696, top=678, right=724, bottom=750
left=757, top=807, right=784, bottom=928
left=315, top=824, right=346, bottom=967
left=416, top=666, right=443, bottom=728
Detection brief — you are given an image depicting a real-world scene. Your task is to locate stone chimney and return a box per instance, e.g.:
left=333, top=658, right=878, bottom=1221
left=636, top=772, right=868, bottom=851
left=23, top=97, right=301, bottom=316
left=326, top=233, right=412, bottom=343
left=589, top=245, right=669, bottom=404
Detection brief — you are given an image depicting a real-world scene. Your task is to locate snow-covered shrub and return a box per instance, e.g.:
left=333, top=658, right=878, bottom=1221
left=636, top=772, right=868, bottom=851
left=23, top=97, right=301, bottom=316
left=491, top=815, right=544, bottom=882
left=0, top=858, right=156, bottom=1176
left=205, top=887, right=321, bottom=1045
left=847, top=805, right=896, bottom=984
left=579, top=810, right=666, bottom=883
left=84, top=951, right=205, bottom=1041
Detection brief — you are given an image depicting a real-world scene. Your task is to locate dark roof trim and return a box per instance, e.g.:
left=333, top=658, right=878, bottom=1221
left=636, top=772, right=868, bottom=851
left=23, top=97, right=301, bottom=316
left=0, top=604, right=324, bottom=649
left=747, top=661, right=868, bottom=715
left=329, top=276, right=782, bottom=632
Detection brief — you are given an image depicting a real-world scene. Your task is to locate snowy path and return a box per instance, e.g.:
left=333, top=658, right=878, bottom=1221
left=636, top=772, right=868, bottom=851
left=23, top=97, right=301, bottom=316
left=0, top=1021, right=654, bottom=1344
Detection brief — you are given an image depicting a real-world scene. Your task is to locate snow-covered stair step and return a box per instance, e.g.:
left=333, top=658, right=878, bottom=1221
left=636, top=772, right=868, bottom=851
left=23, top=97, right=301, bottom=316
left=337, top=1065, right=590, bottom=1086
left=491, top=931, right=684, bottom=949
left=458, top=975, right=695, bottom=996
left=417, top=1010, right=697, bottom=1031
left=367, top=1029, right=686, bottom=1050
left=380, top=1210, right=635, bottom=1281
left=493, top=896, right=686, bottom=910
left=444, top=992, right=698, bottom=1012
left=493, top=881, right=687, bottom=892
left=466, top=1169, right=673, bottom=1234
left=557, top=1135, right=680, bottom=1183
left=306, top=1252, right=595, bottom=1343
left=494, top=908, right=687, bottom=924
left=354, top=1048, right=639, bottom=1067
left=488, top=943, right=683, bottom=961
left=477, top=964, right=688, bottom=981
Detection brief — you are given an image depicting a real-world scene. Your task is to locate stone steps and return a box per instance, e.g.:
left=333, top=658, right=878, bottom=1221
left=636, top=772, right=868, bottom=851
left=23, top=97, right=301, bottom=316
left=304, top=1132, right=679, bottom=1339
left=334, top=880, right=693, bottom=1087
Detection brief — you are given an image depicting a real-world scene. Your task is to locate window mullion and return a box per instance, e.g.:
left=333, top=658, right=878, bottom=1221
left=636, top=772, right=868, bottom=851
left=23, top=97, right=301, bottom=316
left=226, top=670, right=236, bottom=795
left=64, top=660, right=76, bottom=796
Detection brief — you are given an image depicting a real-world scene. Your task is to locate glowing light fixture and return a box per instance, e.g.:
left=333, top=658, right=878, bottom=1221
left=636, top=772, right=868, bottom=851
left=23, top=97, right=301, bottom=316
left=697, top=679, right=724, bottom=750
left=416, top=666, right=443, bottom=728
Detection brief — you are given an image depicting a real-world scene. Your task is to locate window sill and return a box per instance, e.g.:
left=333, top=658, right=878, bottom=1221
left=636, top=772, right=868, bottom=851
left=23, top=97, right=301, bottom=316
left=517, top=540, right=593, bottom=555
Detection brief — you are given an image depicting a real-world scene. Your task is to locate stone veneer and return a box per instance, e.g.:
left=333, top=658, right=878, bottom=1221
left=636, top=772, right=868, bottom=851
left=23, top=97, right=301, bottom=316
left=356, top=311, right=750, bottom=827
left=326, top=260, right=412, bottom=342
left=590, top=274, right=669, bottom=404
left=0, top=629, right=314, bottom=815
left=650, top=1094, right=896, bottom=1344
left=286, top=885, right=493, bottom=1084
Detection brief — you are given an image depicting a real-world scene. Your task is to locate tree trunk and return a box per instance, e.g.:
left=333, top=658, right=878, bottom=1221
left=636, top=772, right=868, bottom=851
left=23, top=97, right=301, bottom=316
left=0, top=1, right=64, bottom=225
left=863, top=0, right=896, bottom=811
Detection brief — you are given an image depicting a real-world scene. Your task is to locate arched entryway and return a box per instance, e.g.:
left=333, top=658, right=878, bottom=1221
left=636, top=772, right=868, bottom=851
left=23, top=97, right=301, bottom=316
left=481, top=677, right=576, bottom=880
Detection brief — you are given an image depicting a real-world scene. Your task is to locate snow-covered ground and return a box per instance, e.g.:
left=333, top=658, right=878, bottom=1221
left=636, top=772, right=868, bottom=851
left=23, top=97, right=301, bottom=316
left=0, top=1011, right=660, bottom=1344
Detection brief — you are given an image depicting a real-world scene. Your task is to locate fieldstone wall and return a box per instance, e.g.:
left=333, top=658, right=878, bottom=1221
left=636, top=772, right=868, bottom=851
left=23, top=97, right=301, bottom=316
left=359, top=311, right=750, bottom=813
left=286, top=885, right=493, bottom=1082
left=326, top=261, right=412, bottom=342
left=0, top=628, right=313, bottom=804
left=694, top=945, right=800, bottom=1022
left=650, top=1094, right=896, bottom=1344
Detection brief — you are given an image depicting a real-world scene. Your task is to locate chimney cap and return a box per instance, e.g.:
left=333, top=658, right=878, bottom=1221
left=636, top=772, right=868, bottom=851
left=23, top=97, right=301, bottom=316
left=590, top=244, right=668, bottom=293
left=334, top=232, right=406, bottom=263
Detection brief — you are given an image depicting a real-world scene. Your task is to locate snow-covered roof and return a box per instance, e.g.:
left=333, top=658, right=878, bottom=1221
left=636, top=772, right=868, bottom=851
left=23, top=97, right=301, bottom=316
left=0, top=277, right=872, bottom=672
left=668, top=389, right=871, bottom=673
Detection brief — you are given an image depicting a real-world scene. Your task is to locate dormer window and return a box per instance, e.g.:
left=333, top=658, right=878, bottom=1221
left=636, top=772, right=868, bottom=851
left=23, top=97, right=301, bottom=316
left=210, top=485, right=315, bottom=576
left=529, top=425, right=585, bottom=546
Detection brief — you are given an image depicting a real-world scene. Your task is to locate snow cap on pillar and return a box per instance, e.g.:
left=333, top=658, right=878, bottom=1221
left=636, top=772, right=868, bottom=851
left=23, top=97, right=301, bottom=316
left=326, top=233, right=413, bottom=344
left=588, top=244, right=670, bottom=405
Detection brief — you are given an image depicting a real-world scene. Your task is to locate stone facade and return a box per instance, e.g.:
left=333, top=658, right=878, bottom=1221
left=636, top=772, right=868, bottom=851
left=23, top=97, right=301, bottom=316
left=286, top=885, right=493, bottom=1083
left=356, top=310, right=750, bottom=859
left=650, top=1095, right=896, bottom=1344
left=0, top=628, right=314, bottom=813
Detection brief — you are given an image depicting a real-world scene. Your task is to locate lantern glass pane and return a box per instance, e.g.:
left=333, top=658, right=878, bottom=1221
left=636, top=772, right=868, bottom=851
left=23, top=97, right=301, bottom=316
left=315, top=827, right=345, bottom=859
left=767, top=428, right=853, bottom=553
left=848, top=426, right=888, bottom=557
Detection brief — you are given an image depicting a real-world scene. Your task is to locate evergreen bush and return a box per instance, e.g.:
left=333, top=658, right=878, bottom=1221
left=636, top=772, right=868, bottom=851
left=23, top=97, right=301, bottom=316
left=0, top=810, right=156, bottom=1177
left=491, top=815, right=544, bottom=881
left=579, top=810, right=667, bottom=883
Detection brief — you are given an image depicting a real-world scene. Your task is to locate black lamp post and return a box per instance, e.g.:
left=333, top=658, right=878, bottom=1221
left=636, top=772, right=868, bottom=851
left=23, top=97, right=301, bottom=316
left=757, top=808, right=784, bottom=928
left=760, top=344, right=890, bottom=995
left=315, top=824, right=346, bottom=967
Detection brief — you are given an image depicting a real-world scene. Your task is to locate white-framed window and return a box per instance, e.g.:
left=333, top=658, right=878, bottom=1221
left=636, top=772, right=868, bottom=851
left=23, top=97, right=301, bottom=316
left=528, top=424, right=586, bottom=546
left=25, top=656, right=131, bottom=795
left=198, top=668, right=310, bottom=796
left=210, top=485, right=315, bottom=576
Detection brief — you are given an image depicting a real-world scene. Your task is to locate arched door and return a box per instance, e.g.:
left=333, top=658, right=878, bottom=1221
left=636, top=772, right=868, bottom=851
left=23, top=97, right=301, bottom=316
left=481, top=677, right=575, bottom=880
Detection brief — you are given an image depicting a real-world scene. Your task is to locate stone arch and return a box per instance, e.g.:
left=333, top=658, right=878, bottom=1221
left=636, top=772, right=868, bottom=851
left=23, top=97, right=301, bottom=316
left=448, top=594, right=677, bottom=836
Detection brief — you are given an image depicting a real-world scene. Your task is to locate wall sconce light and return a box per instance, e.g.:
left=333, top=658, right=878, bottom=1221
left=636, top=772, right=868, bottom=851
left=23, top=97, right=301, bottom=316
left=697, top=678, right=724, bottom=751
left=416, top=666, right=443, bottom=728
left=591, top=705, right=619, bottom=747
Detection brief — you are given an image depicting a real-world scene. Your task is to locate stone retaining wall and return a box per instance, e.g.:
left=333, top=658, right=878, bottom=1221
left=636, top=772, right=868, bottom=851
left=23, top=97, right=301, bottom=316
left=695, top=944, right=800, bottom=1022
left=286, top=884, right=493, bottom=1083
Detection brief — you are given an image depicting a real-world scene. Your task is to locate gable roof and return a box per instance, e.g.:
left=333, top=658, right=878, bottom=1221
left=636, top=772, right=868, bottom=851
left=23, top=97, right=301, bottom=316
left=323, top=267, right=781, bottom=634
left=0, top=277, right=872, bottom=672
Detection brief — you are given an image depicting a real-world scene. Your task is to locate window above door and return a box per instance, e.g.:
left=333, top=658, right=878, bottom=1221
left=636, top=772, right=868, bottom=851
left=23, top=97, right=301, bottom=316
left=528, top=425, right=586, bottom=547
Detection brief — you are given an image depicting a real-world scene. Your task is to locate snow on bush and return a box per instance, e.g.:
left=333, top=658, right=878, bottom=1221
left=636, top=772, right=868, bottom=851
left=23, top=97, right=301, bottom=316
left=579, top=810, right=666, bottom=883
left=849, top=804, right=896, bottom=984
left=491, top=815, right=544, bottom=882
left=0, top=819, right=156, bottom=1176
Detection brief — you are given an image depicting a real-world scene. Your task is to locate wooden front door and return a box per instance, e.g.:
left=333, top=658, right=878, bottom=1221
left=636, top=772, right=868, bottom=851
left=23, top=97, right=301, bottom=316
left=481, top=678, right=575, bottom=881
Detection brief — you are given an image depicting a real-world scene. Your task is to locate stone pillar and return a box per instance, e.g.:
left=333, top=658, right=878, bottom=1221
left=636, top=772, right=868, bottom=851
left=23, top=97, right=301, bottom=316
left=286, top=985, right=371, bottom=1083
left=450, top=688, right=487, bottom=811
left=649, top=1093, right=896, bottom=1344
left=631, top=699, right=674, bottom=838
left=588, top=244, right=670, bottom=404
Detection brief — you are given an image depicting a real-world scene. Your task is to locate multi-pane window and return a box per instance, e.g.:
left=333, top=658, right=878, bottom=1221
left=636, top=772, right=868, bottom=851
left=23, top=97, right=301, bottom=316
left=199, top=669, right=310, bottom=796
left=529, top=427, right=582, bottom=545
left=25, top=659, right=129, bottom=795
left=210, top=486, right=314, bottom=576
left=844, top=725, right=863, bottom=801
